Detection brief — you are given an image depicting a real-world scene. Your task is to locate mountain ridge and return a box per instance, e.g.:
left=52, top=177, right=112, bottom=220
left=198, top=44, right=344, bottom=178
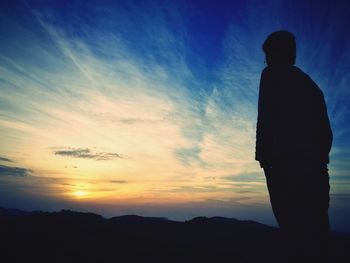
left=1, top=206, right=349, bottom=263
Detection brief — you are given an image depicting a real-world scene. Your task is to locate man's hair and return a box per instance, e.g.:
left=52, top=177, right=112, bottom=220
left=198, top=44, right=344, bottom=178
left=263, top=31, right=296, bottom=65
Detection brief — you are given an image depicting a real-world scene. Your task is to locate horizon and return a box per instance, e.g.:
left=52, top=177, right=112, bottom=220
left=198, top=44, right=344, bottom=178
left=0, top=205, right=271, bottom=223
left=1, top=0, right=350, bottom=232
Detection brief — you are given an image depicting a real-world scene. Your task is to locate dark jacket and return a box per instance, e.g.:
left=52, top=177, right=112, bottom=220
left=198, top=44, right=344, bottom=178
left=255, top=65, right=332, bottom=167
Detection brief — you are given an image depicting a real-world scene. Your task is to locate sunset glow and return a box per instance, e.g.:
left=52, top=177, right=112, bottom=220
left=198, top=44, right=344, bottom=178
left=73, top=191, right=88, bottom=198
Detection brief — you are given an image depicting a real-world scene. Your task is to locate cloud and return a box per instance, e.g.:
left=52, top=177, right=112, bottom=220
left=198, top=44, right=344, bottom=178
left=0, top=156, right=13, bottom=162
left=167, top=185, right=229, bottom=193
left=109, top=180, right=127, bottom=184
left=174, top=146, right=206, bottom=167
left=222, top=172, right=265, bottom=183
left=64, top=165, right=78, bottom=169
left=54, top=148, right=122, bottom=161
left=0, top=164, right=32, bottom=177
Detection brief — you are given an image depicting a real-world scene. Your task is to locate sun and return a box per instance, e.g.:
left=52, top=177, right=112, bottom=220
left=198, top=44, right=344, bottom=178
left=73, top=190, right=88, bottom=198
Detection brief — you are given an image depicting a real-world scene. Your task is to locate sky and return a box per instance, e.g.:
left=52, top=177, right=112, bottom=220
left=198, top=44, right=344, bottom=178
left=0, top=0, right=350, bottom=232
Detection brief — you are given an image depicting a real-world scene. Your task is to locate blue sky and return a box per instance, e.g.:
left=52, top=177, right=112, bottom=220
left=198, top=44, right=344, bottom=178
left=0, top=0, right=350, bottom=232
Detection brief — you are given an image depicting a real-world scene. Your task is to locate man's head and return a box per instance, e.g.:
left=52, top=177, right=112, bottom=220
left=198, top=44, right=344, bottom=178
left=263, top=31, right=296, bottom=66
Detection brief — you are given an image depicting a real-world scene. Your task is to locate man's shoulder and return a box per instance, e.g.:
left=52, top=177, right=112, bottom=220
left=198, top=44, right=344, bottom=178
left=293, top=67, right=323, bottom=93
left=260, top=66, right=277, bottom=81
left=262, top=65, right=303, bottom=74
left=291, top=66, right=312, bottom=79
left=290, top=67, right=324, bottom=95
left=262, top=66, right=314, bottom=83
left=261, top=66, right=273, bottom=77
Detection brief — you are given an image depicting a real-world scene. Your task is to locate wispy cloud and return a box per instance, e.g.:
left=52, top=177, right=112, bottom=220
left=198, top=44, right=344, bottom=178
left=109, top=180, right=127, bottom=184
left=0, top=156, right=13, bottom=162
left=0, top=164, right=32, bottom=177
left=223, top=175, right=265, bottom=184
left=54, top=147, right=122, bottom=161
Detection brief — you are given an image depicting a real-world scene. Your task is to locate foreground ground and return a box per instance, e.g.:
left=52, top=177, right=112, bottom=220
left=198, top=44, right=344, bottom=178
left=0, top=208, right=349, bottom=262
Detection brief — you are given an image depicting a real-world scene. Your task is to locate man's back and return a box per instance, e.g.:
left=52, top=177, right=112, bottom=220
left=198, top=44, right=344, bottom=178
left=256, top=65, right=332, bottom=166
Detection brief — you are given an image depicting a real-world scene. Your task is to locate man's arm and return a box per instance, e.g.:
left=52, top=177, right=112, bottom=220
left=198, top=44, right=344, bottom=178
left=255, top=69, right=273, bottom=168
left=319, top=93, right=333, bottom=162
left=309, top=77, right=333, bottom=163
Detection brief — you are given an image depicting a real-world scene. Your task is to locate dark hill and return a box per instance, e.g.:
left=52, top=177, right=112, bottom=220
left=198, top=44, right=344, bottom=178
left=110, top=214, right=170, bottom=223
left=0, top=206, right=33, bottom=217
left=0, top=207, right=349, bottom=263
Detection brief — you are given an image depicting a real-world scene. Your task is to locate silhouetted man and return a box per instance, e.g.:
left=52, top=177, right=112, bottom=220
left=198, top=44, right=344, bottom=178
left=255, top=31, right=332, bottom=263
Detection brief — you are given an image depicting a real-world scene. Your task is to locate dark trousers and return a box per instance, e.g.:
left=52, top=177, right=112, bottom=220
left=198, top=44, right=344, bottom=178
left=264, top=161, right=330, bottom=263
